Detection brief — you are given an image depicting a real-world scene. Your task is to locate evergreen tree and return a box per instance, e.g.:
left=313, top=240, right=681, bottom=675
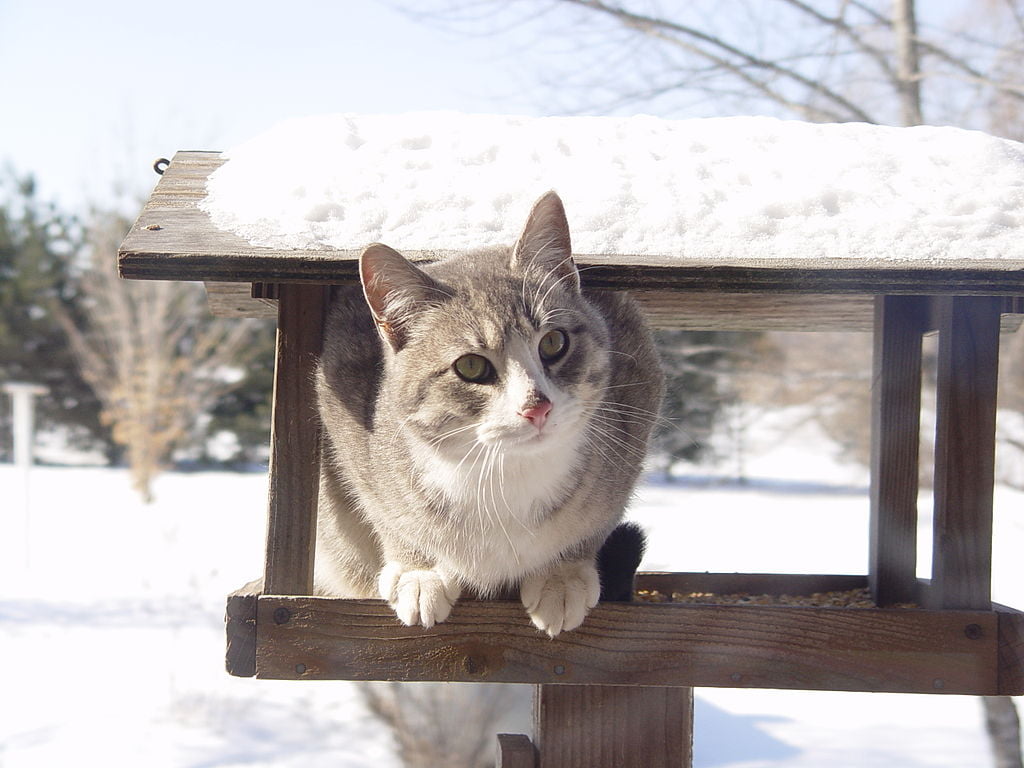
left=204, top=319, right=276, bottom=467
left=652, top=329, right=760, bottom=476
left=0, top=172, right=114, bottom=462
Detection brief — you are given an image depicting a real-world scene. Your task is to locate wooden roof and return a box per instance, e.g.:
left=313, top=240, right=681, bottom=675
left=118, top=151, right=1024, bottom=329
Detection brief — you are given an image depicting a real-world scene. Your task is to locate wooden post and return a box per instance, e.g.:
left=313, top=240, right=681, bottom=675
left=929, top=295, right=1002, bottom=610
left=534, top=685, right=693, bottom=768
left=496, top=733, right=538, bottom=768
left=869, top=295, right=928, bottom=605
left=263, top=284, right=330, bottom=596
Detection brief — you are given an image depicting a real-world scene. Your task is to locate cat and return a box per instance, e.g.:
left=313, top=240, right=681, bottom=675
left=313, top=191, right=663, bottom=636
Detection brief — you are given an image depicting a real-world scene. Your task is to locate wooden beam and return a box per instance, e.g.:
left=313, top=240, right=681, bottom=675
left=263, top=284, right=329, bottom=596
left=225, top=579, right=262, bottom=677
left=869, top=296, right=928, bottom=605
left=930, top=296, right=1002, bottom=610
left=534, top=685, right=692, bottom=768
left=253, top=594, right=998, bottom=694
left=998, top=606, right=1024, bottom=696
left=496, top=734, right=537, bottom=768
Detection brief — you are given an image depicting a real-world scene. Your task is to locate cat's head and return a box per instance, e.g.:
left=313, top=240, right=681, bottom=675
left=360, top=191, right=610, bottom=459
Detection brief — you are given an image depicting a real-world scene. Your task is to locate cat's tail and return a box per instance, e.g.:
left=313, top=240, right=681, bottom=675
left=597, top=522, right=646, bottom=602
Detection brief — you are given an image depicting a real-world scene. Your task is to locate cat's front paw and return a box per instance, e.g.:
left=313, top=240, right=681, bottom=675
left=520, top=560, right=600, bottom=637
left=378, top=563, right=461, bottom=629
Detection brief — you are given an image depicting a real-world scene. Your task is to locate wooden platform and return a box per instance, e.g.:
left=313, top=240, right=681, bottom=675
left=226, top=572, right=1024, bottom=697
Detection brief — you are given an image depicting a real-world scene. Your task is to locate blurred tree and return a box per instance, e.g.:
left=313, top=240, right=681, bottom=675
left=0, top=172, right=115, bottom=463
left=652, top=329, right=763, bottom=477
left=204, top=319, right=276, bottom=467
left=57, top=209, right=259, bottom=501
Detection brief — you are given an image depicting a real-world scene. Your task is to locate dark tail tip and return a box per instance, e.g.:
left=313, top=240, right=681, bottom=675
left=597, top=522, right=646, bottom=602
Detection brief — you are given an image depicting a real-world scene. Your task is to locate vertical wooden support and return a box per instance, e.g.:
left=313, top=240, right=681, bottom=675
left=930, top=296, right=1002, bottom=610
left=869, top=295, right=928, bottom=605
left=534, top=685, right=693, bottom=767
left=496, top=733, right=538, bottom=768
left=263, top=284, right=330, bottom=596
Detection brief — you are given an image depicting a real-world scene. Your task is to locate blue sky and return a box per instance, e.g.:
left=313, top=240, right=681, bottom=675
left=1, top=0, right=979, bottom=215
left=0, top=1, right=556, bottom=213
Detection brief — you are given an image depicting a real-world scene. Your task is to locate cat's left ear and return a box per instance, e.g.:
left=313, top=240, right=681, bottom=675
left=511, top=191, right=580, bottom=294
left=360, top=243, right=442, bottom=351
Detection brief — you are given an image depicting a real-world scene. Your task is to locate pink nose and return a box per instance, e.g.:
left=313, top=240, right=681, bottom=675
left=520, top=400, right=552, bottom=430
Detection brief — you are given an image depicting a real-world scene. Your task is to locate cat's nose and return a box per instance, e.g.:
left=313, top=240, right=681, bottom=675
left=520, top=399, right=552, bottom=430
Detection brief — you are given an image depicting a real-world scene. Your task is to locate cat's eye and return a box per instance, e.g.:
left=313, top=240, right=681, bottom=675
left=454, top=354, right=494, bottom=383
left=538, top=329, right=569, bottom=362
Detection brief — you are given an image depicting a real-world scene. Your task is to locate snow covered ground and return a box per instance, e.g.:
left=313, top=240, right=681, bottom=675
left=2, top=413, right=1022, bottom=767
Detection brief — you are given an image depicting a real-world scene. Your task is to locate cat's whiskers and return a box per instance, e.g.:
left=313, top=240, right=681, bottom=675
left=587, top=412, right=651, bottom=448
left=534, top=263, right=602, bottom=311
left=593, top=381, right=655, bottom=393
left=538, top=307, right=584, bottom=327
left=607, top=349, right=641, bottom=364
left=535, top=262, right=603, bottom=306
left=389, top=413, right=419, bottom=449
left=584, top=400, right=681, bottom=433
left=426, top=420, right=481, bottom=450
left=584, top=421, right=649, bottom=464
left=483, top=445, right=520, bottom=565
left=497, top=451, right=537, bottom=538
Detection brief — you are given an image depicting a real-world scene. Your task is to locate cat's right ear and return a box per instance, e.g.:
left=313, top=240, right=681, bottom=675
left=360, top=243, right=440, bottom=351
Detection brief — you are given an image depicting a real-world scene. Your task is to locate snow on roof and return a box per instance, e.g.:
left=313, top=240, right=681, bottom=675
left=200, top=112, right=1024, bottom=263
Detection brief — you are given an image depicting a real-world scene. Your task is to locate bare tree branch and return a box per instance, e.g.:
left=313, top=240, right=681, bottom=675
left=558, top=0, right=878, bottom=122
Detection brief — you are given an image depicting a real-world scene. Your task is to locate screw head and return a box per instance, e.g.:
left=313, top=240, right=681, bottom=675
left=964, top=623, right=983, bottom=640
left=273, top=607, right=291, bottom=625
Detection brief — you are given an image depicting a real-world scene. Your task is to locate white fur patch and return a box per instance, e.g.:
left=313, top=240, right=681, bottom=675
left=413, top=426, right=586, bottom=591
left=379, top=562, right=461, bottom=628
left=520, top=559, right=601, bottom=637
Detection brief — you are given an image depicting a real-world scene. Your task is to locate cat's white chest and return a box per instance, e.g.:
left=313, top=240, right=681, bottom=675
left=415, top=437, right=582, bottom=589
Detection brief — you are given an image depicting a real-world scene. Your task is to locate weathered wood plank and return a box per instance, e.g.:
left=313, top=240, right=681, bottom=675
left=121, top=152, right=1024, bottom=294
left=930, top=296, right=1002, bottom=610
left=534, top=685, right=692, bottom=768
left=263, top=284, right=329, bottom=596
left=496, top=733, right=537, bottom=768
left=204, top=282, right=277, bottom=318
left=225, top=578, right=262, bottom=677
left=253, top=595, right=998, bottom=694
left=869, top=296, right=928, bottom=605
left=997, top=606, right=1024, bottom=696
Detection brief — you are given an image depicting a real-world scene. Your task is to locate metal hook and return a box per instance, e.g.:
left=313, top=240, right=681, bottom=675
left=153, top=158, right=170, bottom=175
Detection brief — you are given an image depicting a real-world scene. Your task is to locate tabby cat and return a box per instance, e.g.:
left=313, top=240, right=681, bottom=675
left=314, top=191, right=663, bottom=636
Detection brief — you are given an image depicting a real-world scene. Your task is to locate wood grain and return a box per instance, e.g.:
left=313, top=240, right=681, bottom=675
left=869, top=296, right=928, bottom=605
left=121, top=152, right=1024, bottom=295
left=496, top=734, right=537, bottom=768
left=534, top=685, right=692, bottom=768
left=997, top=606, right=1024, bottom=696
left=253, top=595, right=999, bottom=694
left=225, top=579, right=262, bottom=678
left=930, top=296, right=1002, bottom=610
left=263, top=284, right=329, bottom=596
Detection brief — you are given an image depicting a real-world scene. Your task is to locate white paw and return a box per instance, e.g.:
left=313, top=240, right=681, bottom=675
left=520, top=560, right=600, bottom=637
left=378, top=563, right=461, bottom=628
